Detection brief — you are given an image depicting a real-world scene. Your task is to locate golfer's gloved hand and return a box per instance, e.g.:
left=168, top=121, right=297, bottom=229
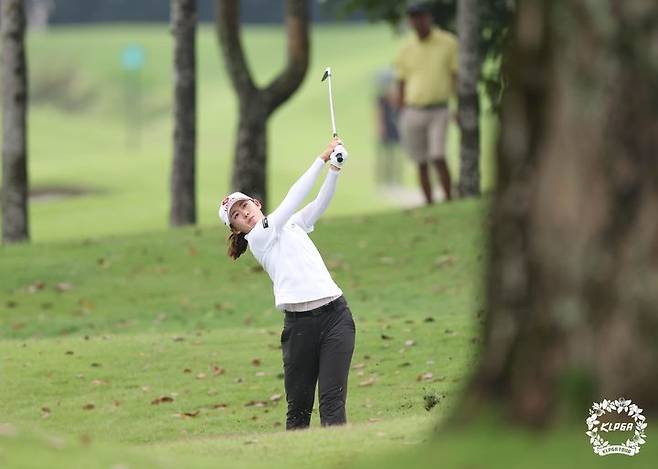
left=329, top=144, right=348, bottom=169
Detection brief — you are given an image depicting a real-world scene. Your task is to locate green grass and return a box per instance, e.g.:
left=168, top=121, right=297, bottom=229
left=2, top=200, right=655, bottom=468
left=1, top=199, right=486, bottom=467
left=1, top=24, right=497, bottom=242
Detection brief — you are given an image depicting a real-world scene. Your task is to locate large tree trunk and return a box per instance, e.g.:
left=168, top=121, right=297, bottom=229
left=215, top=0, right=309, bottom=211
left=1, top=0, right=29, bottom=244
left=456, top=0, right=480, bottom=197
left=170, top=0, right=197, bottom=227
left=462, top=0, right=658, bottom=426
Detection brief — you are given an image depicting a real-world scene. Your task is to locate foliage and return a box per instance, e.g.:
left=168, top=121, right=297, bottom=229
left=323, top=0, right=515, bottom=110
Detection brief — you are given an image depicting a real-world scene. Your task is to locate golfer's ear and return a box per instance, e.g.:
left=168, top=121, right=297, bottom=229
left=253, top=199, right=262, bottom=209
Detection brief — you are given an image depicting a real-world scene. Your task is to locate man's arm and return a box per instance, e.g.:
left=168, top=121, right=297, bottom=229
left=397, top=80, right=406, bottom=110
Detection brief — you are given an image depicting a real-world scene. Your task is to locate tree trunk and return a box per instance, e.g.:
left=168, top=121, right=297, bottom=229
left=462, top=0, right=658, bottom=426
left=215, top=0, right=309, bottom=211
left=457, top=0, right=480, bottom=197
left=1, top=0, right=29, bottom=244
left=170, top=0, right=197, bottom=227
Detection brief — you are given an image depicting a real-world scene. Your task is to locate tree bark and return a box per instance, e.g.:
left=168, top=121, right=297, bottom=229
left=1, top=0, right=29, bottom=244
left=170, top=0, right=197, bottom=227
left=215, top=0, right=309, bottom=211
left=457, top=0, right=480, bottom=197
left=462, top=0, right=658, bottom=426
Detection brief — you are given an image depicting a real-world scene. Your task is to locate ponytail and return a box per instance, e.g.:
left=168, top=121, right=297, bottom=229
left=227, top=228, right=248, bottom=260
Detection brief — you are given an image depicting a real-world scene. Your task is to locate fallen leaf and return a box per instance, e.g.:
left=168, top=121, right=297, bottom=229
left=65, top=350, right=74, bottom=355
left=27, top=281, right=46, bottom=294
left=359, top=377, right=376, bottom=387
left=380, top=334, right=393, bottom=340
left=82, top=403, right=95, bottom=410
left=41, top=406, right=51, bottom=419
left=416, top=372, right=433, bottom=382
left=352, top=363, right=366, bottom=369
left=55, top=283, right=73, bottom=292
left=434, top=255, right=456, bottom=268
left=196, top=373, right=207, bottom=380
left=178, top=410, right=200, bottom=419
left=183, top=368, right=192, bottom=373
left=212, top=403, right=228, bottom=409
left=399, top=362, right=411, bottom=367
left=151, top=396, right=174, bottom=405
left=255, top=371, right=266, bottom=377
left=270, top=394, right=282, bottom=402
left=404, top=340, right=416, bottom=347
left=251, top=358, right=262, bottom=366
left=423, top=317, right=435, bottom=323
left=212, top=366, right=225, bottom=376
left=207, top=389, right=218, bottom=396
left=245, top=400, right=268, bottom=408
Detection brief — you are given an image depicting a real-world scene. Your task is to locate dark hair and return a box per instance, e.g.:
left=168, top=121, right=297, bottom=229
left=227, top=227, right=248, bottom=260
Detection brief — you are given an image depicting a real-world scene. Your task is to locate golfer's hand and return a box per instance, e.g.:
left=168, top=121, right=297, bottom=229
left=321, top=137, right=343, bottom=162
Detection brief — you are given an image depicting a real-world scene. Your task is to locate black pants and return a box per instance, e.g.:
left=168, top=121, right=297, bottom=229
left=281, top=295, right=356, bottom=430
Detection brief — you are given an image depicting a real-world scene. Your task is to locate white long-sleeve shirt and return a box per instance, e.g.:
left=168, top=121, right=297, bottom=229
left=244, top=157, right=343, bottom=311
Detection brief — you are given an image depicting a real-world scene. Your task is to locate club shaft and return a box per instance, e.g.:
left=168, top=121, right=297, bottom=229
left=327, top=75, right=337, bottom=137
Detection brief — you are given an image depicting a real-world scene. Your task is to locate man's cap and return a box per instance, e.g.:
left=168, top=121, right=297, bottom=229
left=406, top=2, right=432, bottom=15
left=218, top=191, right=252, bottom=226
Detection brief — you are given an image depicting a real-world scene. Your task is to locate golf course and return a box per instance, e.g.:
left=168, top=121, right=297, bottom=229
left=1, top=23, right=654, bottom=469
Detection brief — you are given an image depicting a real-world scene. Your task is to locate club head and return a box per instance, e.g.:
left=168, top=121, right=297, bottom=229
left=321, top=67, right=331, bottom=82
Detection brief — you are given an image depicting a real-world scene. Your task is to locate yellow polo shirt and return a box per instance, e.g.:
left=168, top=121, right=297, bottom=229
left=394, top=28, right=458, bottom=106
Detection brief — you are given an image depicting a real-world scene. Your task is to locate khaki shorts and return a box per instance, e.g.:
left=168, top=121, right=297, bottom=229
left=399, top=106, right=449, bottom=163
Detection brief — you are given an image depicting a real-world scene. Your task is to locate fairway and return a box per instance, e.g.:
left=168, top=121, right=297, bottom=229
left=0, top=24, right=497, bottom=242
left=1, top=200, right=485, bottom=467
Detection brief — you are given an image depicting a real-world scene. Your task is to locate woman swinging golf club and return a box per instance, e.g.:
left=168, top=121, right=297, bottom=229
left=218, top=136, right=355, bottom=430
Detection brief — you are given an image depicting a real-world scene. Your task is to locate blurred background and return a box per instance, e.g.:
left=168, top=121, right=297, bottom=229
left=1, top=0, right=498, bottom=242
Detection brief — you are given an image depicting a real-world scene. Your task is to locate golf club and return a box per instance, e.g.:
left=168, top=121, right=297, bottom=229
left=321, top=67, right=348, bottom=167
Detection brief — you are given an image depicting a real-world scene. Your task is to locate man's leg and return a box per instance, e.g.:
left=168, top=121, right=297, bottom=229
left=433, top=159, right=452, bottom=201
left=399, top=108, right=431, bottom=201
left=281, top=317, right=319, bottom=430
left=418, top=162, right=433, bottom=204
left=428, top=107, right=452, bottom=201
left=317, top=301, right=356, bottom=427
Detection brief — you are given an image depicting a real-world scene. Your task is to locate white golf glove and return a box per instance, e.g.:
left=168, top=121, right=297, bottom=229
left=330, top=144, right=348, bottom=168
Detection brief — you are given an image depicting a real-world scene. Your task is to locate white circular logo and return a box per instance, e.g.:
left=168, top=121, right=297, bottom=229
left=586, top=398, right=647, bottom=456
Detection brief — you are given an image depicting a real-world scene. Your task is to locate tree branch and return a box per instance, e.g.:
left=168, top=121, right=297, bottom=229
left=262, top=0, right=310, bottom=114
left=215, top=0, right=256, bottom=101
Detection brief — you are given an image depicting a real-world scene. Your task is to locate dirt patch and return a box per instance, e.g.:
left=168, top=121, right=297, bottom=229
left=29, top=186, right=102, bottom=203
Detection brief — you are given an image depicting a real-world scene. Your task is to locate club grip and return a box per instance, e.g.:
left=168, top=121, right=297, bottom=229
left=330, top=144, right=348, bottom=168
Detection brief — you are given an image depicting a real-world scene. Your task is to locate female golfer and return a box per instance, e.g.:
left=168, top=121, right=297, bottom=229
left=218, top=138, right=356, bottom=430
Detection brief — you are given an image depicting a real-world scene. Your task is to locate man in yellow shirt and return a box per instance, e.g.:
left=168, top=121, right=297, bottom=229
left=394, top=2, right=458, bottom=203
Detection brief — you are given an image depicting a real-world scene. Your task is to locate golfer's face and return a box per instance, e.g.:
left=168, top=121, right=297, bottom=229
left=230, top=199, right=262, bottom=233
